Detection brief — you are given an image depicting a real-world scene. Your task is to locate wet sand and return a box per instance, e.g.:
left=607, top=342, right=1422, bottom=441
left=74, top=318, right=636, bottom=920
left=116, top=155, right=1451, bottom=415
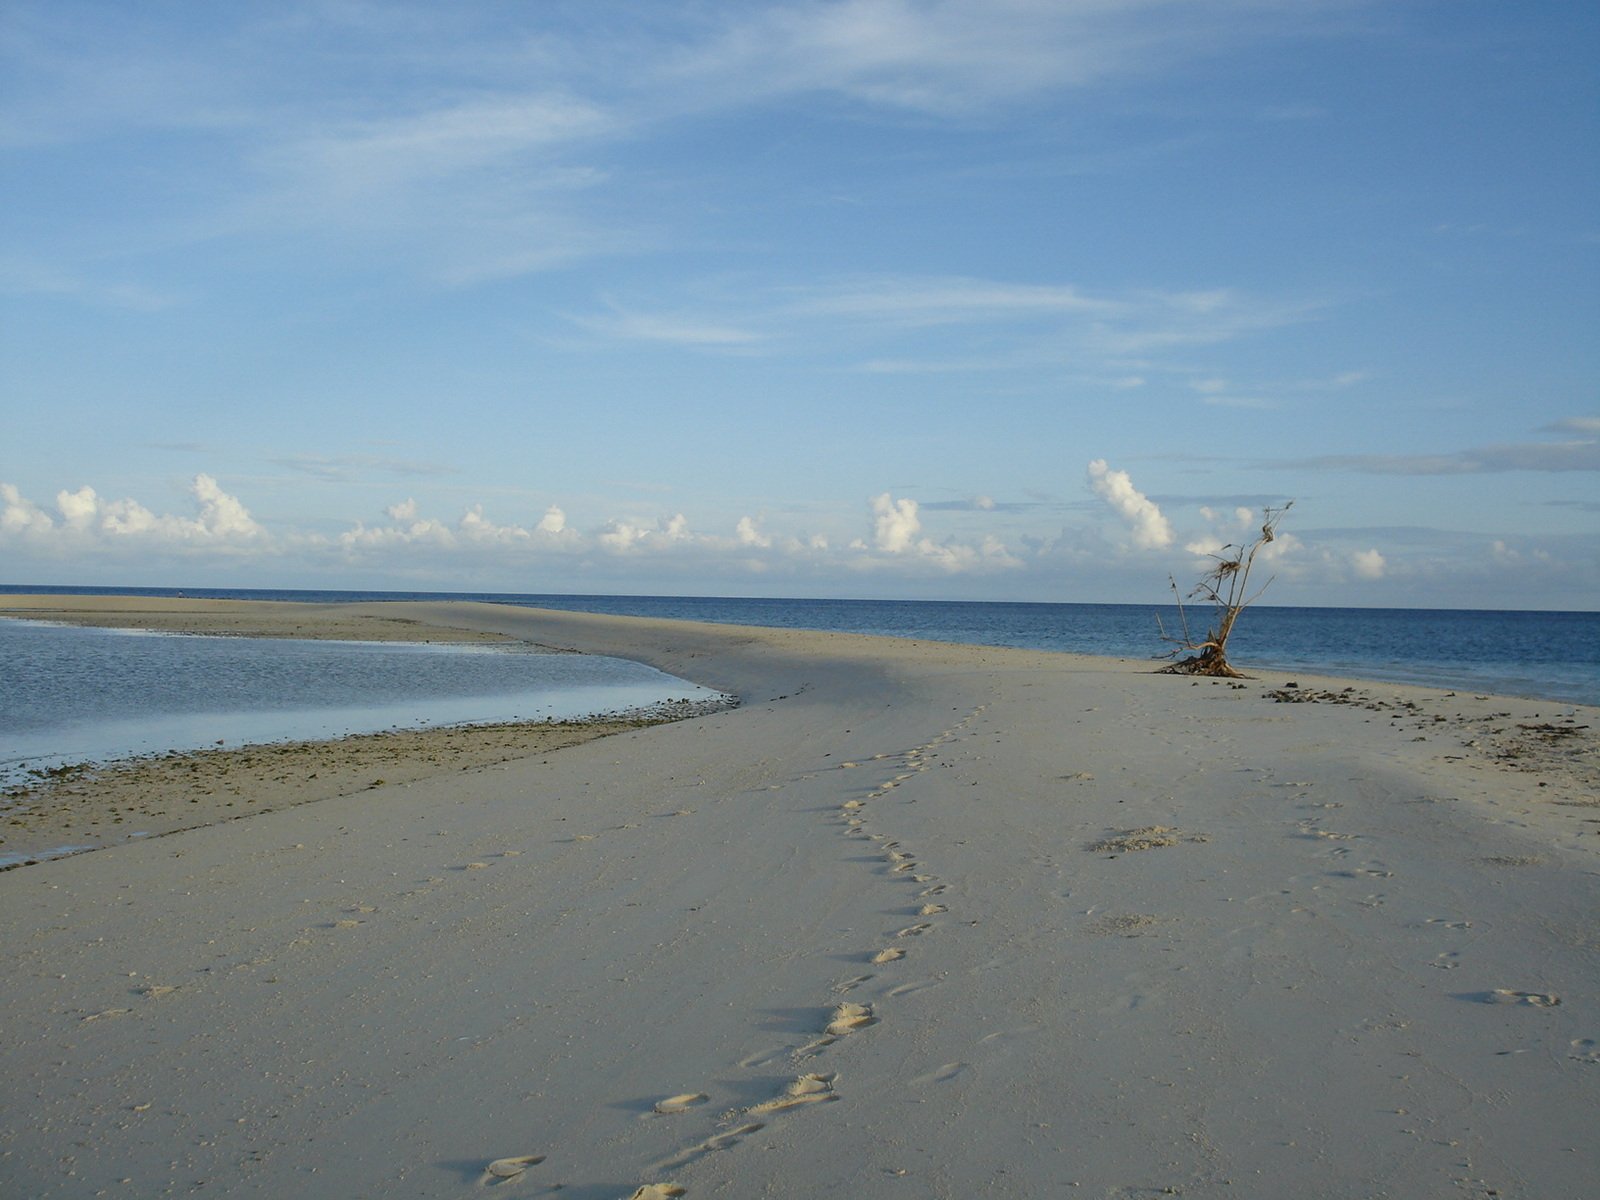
left=0, top=596, right=1596, bottom=1198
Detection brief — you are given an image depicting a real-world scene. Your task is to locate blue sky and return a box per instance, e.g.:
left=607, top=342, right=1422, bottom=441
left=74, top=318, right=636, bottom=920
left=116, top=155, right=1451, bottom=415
left=2, top=0, right=1595, bottom=608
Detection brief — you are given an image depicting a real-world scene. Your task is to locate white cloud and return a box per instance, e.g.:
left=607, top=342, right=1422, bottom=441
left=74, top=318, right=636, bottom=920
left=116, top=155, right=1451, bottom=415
left=861, top=491, right=1020, bottom=572
left=597, top=513, right=694, bottom=553
left=585, top=274, right=1324, bottom=381
left=1, top=475, right=264, bottom=551
left=575, top=304, right=766, bottom=348
left=1, top=483, right=55, bottom=537
left=1350, top=547, right=1385, bottom=579
left=1086, top=460, right=1174, bottom=550
left=797, top=276, right=1122, bottom=325
left=665, top=0, right=1338, bottom=116
left=15, top=474, right=1538, bottom=599
left=191, top=473, right=264, bottom=540
left=57, top=485, right=99, bottom=529
left=735, top=515, right=773, bottom=548
left=871, top=492, right=922, bottom=552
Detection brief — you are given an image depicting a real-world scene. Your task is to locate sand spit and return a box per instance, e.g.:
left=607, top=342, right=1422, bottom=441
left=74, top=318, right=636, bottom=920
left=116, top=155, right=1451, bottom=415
left=1, top=715, right=690, bottom=868
left=0, top=593, right=523, bottom=642
left=0, top=596, right=1596, bottom=1199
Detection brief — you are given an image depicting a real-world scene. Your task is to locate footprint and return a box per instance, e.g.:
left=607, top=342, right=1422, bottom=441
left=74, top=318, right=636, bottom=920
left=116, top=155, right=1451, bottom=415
left=832, top=974, right=874, bottom=993
left=482, top=1154, right=545, bottom=1180
left=81, top=1008, right=132, bottom=1023
left=626, top=1185, right=687, bottom=1199
left=870, top=947, right=906, bottom=964
left=918, top=903, right=948, bottom=916
left=660, top=1122, right=765, bottom=1168
left=894, top=922, right=934, bottom=938
left=910, top=1061, right=971, bottom=1086
left=917, top=883, right=947, bottom=897
left=748, top=1073, right=838, bottom=1114
left=1569, top=1038, right=1600, bottom=1064
left=1487, top=989, right=1560, bottom=1007
left=1426, top=918, right=1474, bottom=930
left=652, top=1093, right=709, bottom=1115
left=825, top=1002, right=877, bottom=1036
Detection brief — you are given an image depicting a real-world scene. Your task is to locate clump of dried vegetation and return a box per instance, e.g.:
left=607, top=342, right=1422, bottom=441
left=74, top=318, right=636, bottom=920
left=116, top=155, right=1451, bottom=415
left=1157, top=501, right=1292, bottom=678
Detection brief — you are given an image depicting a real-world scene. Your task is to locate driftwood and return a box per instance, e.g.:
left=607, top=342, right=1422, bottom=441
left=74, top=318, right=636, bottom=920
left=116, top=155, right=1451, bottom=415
left=1157, top=502, right=1292, bottom=678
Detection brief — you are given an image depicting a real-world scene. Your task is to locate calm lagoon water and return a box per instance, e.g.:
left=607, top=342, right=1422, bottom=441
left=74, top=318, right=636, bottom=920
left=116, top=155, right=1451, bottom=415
left=0, top=619, right=725, bottom=788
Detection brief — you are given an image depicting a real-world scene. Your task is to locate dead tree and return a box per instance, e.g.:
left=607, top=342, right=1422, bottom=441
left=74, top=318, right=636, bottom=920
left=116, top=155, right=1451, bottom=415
left=1157, top=501, right=1292, bottom=678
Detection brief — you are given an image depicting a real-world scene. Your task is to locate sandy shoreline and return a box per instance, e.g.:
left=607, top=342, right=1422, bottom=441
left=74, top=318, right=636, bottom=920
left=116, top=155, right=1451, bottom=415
left=1, top=596, right=1596, bottom=1198
left=0, top=595, right=726, bottom=867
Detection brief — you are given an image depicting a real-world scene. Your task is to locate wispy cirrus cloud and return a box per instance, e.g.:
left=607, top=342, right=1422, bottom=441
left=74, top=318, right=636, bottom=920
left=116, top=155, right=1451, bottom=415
left=1543, top=416, right=1600, bottom=435
left=1282, top=431, right=1600, bottom=475
left=659, top=0, right=1356, bottom=116
left=0, top=260, right=179, bottom=310
left=790, top=276, right=1122, bottom=324
left=570, top=302, right=767, bottom=348
left=269, top=454, right=459, bottom=483
left=5, top=1, right=1377, bottom=288
left=568, top=274, right=1325, bottom=373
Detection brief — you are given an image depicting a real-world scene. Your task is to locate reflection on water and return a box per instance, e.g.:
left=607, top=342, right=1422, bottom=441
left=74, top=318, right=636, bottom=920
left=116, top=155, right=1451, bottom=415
left=0, top=621, right=726, bottom=786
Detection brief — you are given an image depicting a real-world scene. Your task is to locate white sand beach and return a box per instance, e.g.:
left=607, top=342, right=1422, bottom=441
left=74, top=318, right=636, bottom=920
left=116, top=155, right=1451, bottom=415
left=1, top=597, right=1596, bottom=1199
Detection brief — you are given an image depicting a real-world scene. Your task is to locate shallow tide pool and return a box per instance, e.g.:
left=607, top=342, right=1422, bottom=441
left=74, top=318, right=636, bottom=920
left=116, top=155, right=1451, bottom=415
left=1, top=620, right=726, bottom=788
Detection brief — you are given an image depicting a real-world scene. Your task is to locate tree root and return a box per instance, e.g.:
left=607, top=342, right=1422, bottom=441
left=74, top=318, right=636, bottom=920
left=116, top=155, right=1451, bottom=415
left=1158, top=653, right=1250, bottom=678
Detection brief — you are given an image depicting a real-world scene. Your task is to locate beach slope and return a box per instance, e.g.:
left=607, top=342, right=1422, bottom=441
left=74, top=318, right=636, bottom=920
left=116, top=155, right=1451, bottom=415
left=1, top=597, right=1596, bottom=1199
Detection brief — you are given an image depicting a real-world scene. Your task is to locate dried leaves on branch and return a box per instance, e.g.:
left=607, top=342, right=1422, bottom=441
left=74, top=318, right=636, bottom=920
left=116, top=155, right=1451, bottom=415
left=1157, top=502, right=1292, bottom=678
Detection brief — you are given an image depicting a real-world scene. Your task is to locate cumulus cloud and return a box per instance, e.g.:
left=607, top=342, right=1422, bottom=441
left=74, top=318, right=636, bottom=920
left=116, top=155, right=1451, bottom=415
left=1, top=475, right=264, bottom=551
left=859, top=492, right=1020, bottom=572
left=191, top=474, right=264, bottom=540
left=1, top=483, right=55, bottom=537
left=735, top=515, right=772, bottom=548
left=597, top=513, right=695, bottom=553
left=1350, top=548, right=1386, bottom=580
left=871, top=492, right=922, bottom=552
left=1086, top=460, right=1174, bottom=550
left=343, top=498, right=583, bottom=554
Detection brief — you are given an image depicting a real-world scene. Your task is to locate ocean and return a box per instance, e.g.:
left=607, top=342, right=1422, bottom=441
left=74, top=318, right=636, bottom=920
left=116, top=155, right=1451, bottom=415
left=2, top=586, right=1595, bottom=789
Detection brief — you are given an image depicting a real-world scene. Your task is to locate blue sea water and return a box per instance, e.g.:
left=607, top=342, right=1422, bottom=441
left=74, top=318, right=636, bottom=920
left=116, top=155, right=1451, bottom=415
left=1, top=587, right=1595, bottom=790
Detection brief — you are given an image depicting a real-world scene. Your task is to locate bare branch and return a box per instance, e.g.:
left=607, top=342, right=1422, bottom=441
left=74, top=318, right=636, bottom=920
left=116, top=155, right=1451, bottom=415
left=1156, top=501, right=1292, bottom=677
